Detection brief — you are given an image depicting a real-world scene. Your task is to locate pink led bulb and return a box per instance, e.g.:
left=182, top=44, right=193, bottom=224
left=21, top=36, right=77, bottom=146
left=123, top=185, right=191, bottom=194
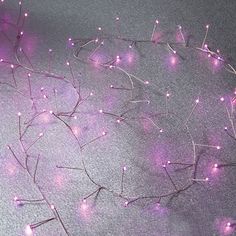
left=226, top=222, right=231, bottom=227
left=216, top=146, right=221, bottom=150
left=25, top=225, right=33, bottom=236
left=24, top=13, right=28, bottom=17
left=195, top=99, right=199, bottom=104
left=220, top=97, right=224, bottom=102
left=116, top=55, right=121, bottom=62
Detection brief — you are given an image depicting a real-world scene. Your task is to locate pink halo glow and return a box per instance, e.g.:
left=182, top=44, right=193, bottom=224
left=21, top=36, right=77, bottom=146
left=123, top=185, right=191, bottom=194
left=78, top=199, right=94, bottom=221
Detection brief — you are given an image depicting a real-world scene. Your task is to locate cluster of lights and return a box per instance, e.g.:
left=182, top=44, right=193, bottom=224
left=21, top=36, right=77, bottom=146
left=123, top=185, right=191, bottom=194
left=0, top=1, right=236, bottom=235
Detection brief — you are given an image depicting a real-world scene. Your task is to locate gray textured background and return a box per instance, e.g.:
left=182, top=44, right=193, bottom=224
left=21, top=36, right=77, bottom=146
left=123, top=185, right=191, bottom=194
left=0, top=0, right=236, bottom=236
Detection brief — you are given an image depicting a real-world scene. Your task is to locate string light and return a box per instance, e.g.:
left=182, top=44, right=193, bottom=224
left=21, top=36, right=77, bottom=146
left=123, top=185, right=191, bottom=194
left=0, top=2, right=235, bottom=236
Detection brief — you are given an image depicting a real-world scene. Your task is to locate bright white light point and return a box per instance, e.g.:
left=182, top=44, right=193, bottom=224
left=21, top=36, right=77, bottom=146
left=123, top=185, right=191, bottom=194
left=155, top=19, right=159, bottom=24
left=49, top=110, right=53, bottom=114
left=99, top=109, right=103, bottom=113
left=98, top=27, right=102, bottom=31
left=224, top=127, right=228, bottom=131
left=206, top=24, right=209, bottom=29
left=14, top=196, right=18, bottom=201
left=216, top=146, right=221, bottom=150
left=220, top=97, right=224, bottom=102
left=24, top=13, right=28, bottom=17
left=0, top=59, right=3, bottom=62
left=214, top=163, right=218, bottom=168
left=116, top=119, right=121, bottom=123
left=116, top=17, right=119, bottom=21
left=159, top=129, right=163, bottom=133
left=101, top=41, right=104, bottom=45
left=124, top=201, right=128, bottom=206
left=18, top=112, right=22, bottom=117
left=195, top=99, right=199, bottom=103
left=205, top=177, right=209, bottom=181
left=20, top=31, right=24, bottom=35
left=19, top=1, right=22, bottom=5
left=144, top=81, right=149, bottom=85
left=43, top=94, right=47, bottom=99
left=66, top=61, right=70, bottom=66
left=40, top=87, right=44, bottom=91
left=49, top=49, right=52, bottom=53
left=25, top=225, right=33, bottom=236
left=90, top=92, right=94, bottom=96
left=74, top=116, right=77, bottom=120
left=123, top=166, right=127, bottom=171
left=173, top=50, right=176, bottom=54
left=178, top=25, right=182, bottom=29
left=208, top=54, right=211, bottom=58
left=162, top=164, right=166, bottom=168
left=95, top=38, right=99, bottom=43
left=167, top=161, right=171, bottom=164
left=226, top=222, right=231, bottom=227
left=27, top=73, right=31, bottom=77
left=39, top=132, right=44, bottom=137
left=50, top=204, right=55, bottom=210
left=166, top=93, right=170, bottom=97
left=1, top=0, right=4, bottom=3
left=11, top=64, right=14, bottom=69
left=109, top=65, right=113, bottom=69
left=102, top=131, right=106, bottom=136
left=110, top=85, right=114, bottom=88
left=129, top=45, right=132, bottom=49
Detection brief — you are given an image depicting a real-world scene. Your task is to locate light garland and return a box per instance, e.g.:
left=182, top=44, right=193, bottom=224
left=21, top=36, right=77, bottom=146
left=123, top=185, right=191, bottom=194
left=0, top=1, right=236, bottom=235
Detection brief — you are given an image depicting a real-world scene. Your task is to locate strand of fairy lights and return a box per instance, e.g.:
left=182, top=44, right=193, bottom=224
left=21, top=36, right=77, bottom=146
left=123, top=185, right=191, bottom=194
left=0, top=1, right=235, bottom=235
